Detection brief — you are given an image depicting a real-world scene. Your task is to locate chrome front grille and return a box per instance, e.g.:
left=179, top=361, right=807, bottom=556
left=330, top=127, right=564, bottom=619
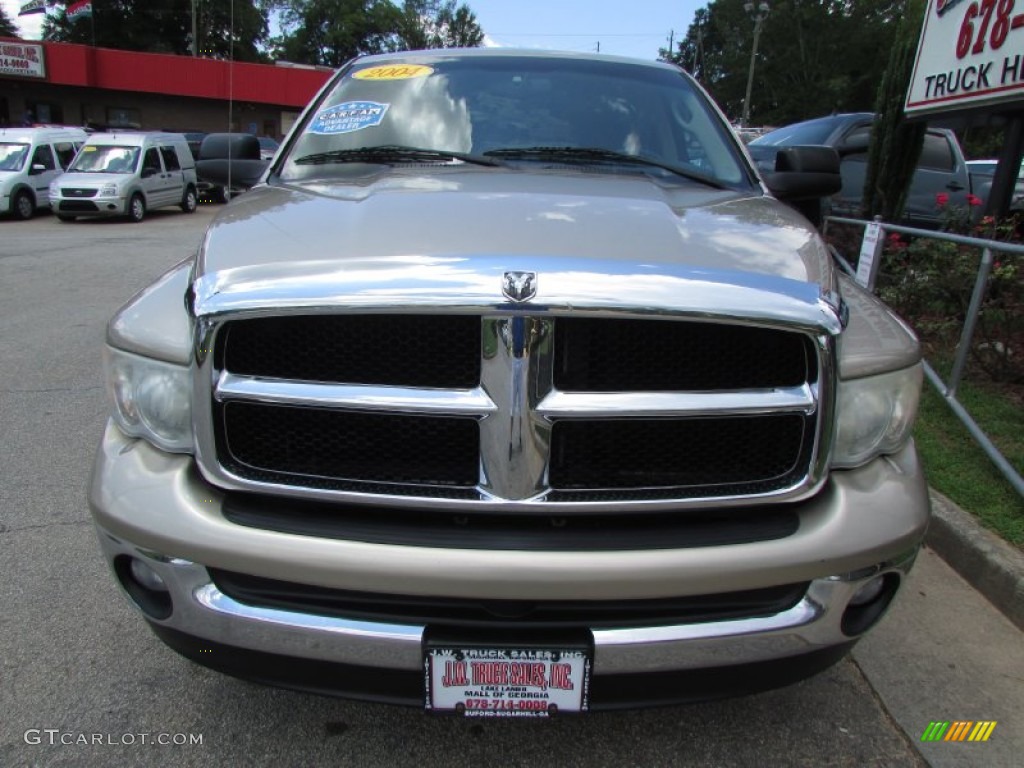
left=194, top=311, right=832, bottom=512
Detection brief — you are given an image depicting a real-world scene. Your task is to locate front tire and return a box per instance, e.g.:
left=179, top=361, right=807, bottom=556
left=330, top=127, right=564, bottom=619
left=12, top=190, right=34, bottom=221
left=128, top=193, right=146, bottom=223
left=181, top=186, right=197, bottom=213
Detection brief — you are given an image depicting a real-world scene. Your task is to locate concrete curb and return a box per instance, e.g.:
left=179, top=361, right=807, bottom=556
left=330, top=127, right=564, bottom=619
left=926, top=489, right=1024, bottom=631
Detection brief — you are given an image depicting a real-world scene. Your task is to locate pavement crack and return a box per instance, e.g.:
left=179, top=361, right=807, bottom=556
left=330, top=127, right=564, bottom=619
left=2, top=386, right=104, bottom=394
left=4, top=520, right=92, bottom=535
left=849, top=655, right=930, bottom=767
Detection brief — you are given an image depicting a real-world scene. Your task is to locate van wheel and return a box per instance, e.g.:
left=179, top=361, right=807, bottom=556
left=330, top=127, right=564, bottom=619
left=181, top=186, right=197, bottom=213
left=56, top=214, right=77, bottom=222
left=128, top=193, right=146, bottom=223
left=12, top=190, right=34, bottom=221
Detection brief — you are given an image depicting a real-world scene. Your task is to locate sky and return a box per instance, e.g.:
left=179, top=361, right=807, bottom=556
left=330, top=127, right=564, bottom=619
left=3, top=1, right=703, bottom=62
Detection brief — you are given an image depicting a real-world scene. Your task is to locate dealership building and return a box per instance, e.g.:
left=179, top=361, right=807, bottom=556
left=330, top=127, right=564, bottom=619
left=0, top=37, right=334, bottom=139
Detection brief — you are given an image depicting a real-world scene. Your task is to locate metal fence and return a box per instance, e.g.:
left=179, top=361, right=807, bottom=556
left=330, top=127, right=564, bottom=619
left=824, top=215, right=1024, bottom=498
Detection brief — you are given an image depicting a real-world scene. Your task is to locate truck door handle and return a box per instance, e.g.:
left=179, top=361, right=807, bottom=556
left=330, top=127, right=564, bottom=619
left=947, top=181, right=965, bottom=191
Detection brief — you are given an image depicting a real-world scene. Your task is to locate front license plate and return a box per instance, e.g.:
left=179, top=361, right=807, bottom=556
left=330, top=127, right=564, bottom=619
left=425, top=646, right=591, bottom=717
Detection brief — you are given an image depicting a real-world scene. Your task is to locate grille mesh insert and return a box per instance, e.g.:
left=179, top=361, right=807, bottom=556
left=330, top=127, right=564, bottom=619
left=222, top=314, right=481, bottom=388
left=549, top=415, right=809, bottom=491
left=221, top=402, right=480, bottom=487
left=554, top=317, right=812, bottom=391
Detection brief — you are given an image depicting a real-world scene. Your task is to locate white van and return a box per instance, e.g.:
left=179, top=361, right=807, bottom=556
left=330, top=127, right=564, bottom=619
left=50, top=132, right=198, bottom=222
left=0, top=127, right=88, bottom=220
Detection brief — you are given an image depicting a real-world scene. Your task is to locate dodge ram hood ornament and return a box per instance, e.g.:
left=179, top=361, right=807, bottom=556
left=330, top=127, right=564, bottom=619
left=502, top=271, right=537, bottom=302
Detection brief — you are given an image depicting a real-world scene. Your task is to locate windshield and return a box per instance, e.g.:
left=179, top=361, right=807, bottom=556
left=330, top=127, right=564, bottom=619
left=750, top=117, right=842, bottom=147
left=0, top=143, right=29, bottom=172
left=70, top=145, right=140, bottom=173
left=281, top=55, right=750, bottom=188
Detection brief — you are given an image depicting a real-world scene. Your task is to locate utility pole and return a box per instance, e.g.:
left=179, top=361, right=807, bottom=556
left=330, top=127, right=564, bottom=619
left=742, top=2, right=770, bottom=128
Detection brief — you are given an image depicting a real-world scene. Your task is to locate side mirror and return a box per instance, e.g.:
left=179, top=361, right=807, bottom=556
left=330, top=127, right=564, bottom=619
left=29, top=163, right=47, bottom=176
left=755, top=145, right=842, bottom=201
left=196, top=133, right=268, bottom=190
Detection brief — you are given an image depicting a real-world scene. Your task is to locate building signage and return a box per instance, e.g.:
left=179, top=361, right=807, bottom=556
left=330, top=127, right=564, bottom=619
left=0, top=42, right=46, bottom=79
left=906, top=0, right=1024, bottom=116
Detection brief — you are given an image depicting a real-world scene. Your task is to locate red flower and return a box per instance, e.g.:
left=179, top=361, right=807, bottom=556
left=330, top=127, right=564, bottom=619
left=886, top=233, right=907, bottom=250
left=936, top=192, right=950, bottom=207
left=967, top=194, right=983, bottom=207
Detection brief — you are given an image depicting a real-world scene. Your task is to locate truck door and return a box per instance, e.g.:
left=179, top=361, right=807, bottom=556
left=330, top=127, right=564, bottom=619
left=904, top=131, right=970, bottom=227
left=159, top=145, right=185, bottom=204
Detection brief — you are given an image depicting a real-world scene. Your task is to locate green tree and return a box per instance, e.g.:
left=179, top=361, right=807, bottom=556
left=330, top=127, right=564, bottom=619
left=42, top=0, right=270, bottom=62
left=272, top=0, right=403, bottom=67
left=862, top=0, right=927, bottom=222
left=664, top=1, right=904, bottom=127
left=0, top=5, right=18, bottom=38
left=397, top=1, right=484, bottom=49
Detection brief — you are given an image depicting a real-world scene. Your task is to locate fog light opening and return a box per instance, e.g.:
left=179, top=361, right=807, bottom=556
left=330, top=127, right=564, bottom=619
left=114, top=555, right=173, bottom=620
left=841, top=572, right=900, bottom=637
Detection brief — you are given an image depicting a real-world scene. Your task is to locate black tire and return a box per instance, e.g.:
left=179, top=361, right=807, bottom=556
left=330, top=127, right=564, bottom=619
left=12, top=189, right=34, bottom=221
left=56, top=214, right=77, bottom=222
left=181, top=185, right=197, bottom=213
left=128, top=193, right=146, bottom=223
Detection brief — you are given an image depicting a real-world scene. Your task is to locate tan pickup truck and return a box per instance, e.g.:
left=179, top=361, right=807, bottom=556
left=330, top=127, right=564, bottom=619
left=89, top=49, right=928, bottom=715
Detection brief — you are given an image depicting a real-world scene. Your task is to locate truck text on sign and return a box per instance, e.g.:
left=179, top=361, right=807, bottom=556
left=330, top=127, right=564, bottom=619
left=906, top=0, right=1024, bottom=115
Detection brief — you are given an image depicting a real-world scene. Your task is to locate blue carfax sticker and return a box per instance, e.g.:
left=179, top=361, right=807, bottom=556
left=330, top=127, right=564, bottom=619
left=309, top=101, right=390, bottom=135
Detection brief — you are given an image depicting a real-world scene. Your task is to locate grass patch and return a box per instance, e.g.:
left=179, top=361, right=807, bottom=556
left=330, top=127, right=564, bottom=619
left=914, top=378, right=1024, bottom=548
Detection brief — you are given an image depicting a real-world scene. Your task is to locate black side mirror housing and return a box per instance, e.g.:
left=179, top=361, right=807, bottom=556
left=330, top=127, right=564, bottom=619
left=195, top=133, right=269, bottom=190
left=757, top=146, right=842, bottom=201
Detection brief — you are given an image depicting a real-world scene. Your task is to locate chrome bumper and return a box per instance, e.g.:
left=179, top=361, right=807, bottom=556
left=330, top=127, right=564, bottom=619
left=90, top=420, right=928, bottom=676
left=96, top=526, right=917, bottom=674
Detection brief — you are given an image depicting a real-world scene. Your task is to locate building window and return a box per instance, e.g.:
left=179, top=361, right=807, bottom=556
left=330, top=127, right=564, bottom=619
left=106, top=107, right=141, bottom=129
left=26, top=101, right=63, bottom=124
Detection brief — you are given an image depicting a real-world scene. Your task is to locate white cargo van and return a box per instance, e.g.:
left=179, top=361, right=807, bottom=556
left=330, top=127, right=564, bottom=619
left=50, top=132, right=198, bottom=222
left=0, top=126, right=87, bottom=220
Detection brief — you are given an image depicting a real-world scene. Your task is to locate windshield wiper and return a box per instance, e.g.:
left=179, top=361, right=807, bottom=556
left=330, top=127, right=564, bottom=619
left=293, top=145, right=502, bottom=167
left=483, top=146, right=727, bottom=189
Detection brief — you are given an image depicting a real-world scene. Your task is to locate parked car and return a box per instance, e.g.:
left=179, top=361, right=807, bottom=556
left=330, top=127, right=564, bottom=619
left=965, top=159, right=1024, bottom=209
left=195, top=132, right=262, bottom=202
left=750, top=112, right=986, bottom=228
left=50, top=131, right=198, bottom=222
left=89, top=50, right=928, bottom=714
left=257, top=135, right=280, bottom=161
left=0, top=126, right=87, bottom=220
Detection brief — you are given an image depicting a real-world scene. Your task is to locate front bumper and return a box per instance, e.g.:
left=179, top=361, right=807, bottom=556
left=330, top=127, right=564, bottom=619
left=89, top=421, right=929, bottom=706
left=53, top=194, right=127, bottom=216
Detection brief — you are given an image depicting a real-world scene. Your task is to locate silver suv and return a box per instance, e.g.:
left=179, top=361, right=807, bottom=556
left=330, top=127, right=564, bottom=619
left=89, top=50, right=929, bottom=715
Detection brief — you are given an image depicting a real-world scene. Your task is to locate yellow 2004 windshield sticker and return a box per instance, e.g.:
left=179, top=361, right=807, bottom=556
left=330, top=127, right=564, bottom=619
left=353, top=64, right=434, bottom=81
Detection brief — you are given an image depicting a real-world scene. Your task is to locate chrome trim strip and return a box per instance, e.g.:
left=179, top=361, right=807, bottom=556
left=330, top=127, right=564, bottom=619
left=216, top=372, right=496, bottom=417
left=191, top=259, right=845, bottom=336
left=194, top=584, right=423, bottom=643
left=593, top=596, right=821, bottom=646
left=537, top=386, right=816, bottom=419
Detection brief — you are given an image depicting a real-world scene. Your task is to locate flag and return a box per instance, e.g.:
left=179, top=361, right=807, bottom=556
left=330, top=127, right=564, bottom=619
left=19, top=0, right=47, bottom=16
left=67, top=0, right=93, bottom=22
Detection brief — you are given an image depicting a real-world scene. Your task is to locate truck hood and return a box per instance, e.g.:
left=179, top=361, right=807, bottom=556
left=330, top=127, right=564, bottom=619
left=193, top=169, right=841, bottom=333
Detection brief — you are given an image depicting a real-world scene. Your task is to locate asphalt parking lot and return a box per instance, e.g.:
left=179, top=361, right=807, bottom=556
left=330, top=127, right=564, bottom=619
left=0, top=206, right=1020, bottom=767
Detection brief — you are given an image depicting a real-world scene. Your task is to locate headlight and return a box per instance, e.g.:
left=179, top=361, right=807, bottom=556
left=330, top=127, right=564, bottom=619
left=104, top=346, right=193, bottom=453
left=99, top=184, right=118, bottom=196
left=832, top=364, right=922, bottom=468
